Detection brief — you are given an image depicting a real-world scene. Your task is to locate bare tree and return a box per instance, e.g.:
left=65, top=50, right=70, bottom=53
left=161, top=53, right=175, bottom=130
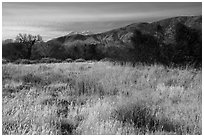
left=15, top=33, right=42, bottom=59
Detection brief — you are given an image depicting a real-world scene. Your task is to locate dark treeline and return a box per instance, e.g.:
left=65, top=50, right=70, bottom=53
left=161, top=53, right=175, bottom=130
left=2, top=22, right=202, bottom=68
left=130, top=23, right=202, bottom=67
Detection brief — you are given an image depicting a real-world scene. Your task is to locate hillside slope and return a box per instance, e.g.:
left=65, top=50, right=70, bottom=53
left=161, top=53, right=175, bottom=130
left=48, top=15, right=201, bottom=47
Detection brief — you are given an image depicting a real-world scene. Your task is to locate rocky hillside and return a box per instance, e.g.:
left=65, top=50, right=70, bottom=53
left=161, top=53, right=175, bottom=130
left=48, top=15, right=201, bottom=47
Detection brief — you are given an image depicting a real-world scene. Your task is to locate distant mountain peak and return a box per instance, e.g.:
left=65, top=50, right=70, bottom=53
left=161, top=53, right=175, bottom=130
left=81, top=31, right=94, bottom=35
left=67, top=31, right=94, bottom=36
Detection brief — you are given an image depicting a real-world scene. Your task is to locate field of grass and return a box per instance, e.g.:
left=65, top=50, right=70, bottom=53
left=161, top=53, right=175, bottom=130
left=2, top=61, right=202, bottom=135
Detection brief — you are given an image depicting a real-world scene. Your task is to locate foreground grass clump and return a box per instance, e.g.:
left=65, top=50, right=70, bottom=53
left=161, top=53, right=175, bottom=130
left=2, top=62, right=202, bottom=135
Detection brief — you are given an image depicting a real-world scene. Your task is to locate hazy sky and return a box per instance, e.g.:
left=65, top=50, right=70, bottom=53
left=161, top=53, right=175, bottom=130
left=2, top=2, right=202, bottom=41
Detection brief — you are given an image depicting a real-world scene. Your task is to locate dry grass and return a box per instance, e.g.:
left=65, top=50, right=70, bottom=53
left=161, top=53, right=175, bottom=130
left=2, top=62, right=202, bottom=135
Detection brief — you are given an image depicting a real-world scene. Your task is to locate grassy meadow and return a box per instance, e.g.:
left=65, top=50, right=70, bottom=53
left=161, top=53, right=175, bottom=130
left=2, top=61, right=202, bottom=135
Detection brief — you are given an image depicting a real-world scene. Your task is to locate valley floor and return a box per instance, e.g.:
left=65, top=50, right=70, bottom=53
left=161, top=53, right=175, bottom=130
left=2, top=62, right=202, bottom=135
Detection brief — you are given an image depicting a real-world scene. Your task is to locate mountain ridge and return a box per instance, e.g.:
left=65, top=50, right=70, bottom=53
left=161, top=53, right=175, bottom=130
left=47, top=15, right=201, bottom=46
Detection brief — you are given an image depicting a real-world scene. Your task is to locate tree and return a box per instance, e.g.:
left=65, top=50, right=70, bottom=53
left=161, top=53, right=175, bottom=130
left=174, top=23, right=202, bottom=66
left=2, top=39, right=14, bottom=44
left=2, top=42, right=26, bottom=61
left=48, top=41, right=67, bottom=59
left=15, top=33, right=42, bottom=59
left=131, top=29, right=160, bottom=63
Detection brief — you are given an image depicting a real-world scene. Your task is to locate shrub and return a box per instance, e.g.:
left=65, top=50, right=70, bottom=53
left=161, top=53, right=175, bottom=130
left=14, top=59, right=31, bottom=64
left=73, top=74, right=105, bottom=96
left=100, top=58, right=115, bottom=62
left=21, top=73, right=43, bottom=85
left=2, top=58, right=9, bottom=64
left=75, top=58, right=86, bottom=63
left=39, top=58, right=62, bottom=63
left=112, top=97, right=183, bottom=134
left=13, top=59, right=21, bottom=64
left=86, top=60, right=97, bottom=63
left=29, top=60, right=38, bottom=64
left=65, top=58, right=73, bottom=63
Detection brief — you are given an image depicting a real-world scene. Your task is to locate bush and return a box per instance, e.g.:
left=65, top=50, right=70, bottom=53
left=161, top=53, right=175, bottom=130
left=74, top=75, right=105, bottom=96
left=29, top=60, right=38, bottom=64
left=100, top=58, right=115, bottom=62
left=86, top=60, right=97, bottom=63
left=39, top=58, right=62, bottom=63
left=14, top=59, right=32, bottom=64
left=75, top=58, right=86, bottom=63
left=113, top=97, right=183, bottom=134
left=21, top=73, right=43, bottom=85
left=65, top=58, right=73, bottom=63
left=2, top=59, right=9, bottom=64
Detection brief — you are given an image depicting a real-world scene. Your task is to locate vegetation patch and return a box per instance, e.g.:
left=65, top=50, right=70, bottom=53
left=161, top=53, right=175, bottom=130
left=2, top=62, right=202, bottom=135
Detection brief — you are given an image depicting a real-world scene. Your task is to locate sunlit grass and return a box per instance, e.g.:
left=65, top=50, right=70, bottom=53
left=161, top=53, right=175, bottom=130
left=2, top=62, right=202, bottom=135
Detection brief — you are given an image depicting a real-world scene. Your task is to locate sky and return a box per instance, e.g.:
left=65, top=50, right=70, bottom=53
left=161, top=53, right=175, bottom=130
left=2, top=2, right=202, bottom=41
